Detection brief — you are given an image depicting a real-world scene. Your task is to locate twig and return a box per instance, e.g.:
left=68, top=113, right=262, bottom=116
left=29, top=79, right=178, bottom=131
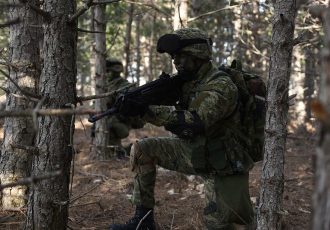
left=77, top=28, right=106, bottom=34
left=0, top=108, right=97, bottom=118
left=170, top=210, right=175, bottom=230
left=0, top=86, right=9, bottom=94
left=123, top=0, right=171, bottom=17
left=69, top=183, right=103, bottom=204
left=77, top=83, right=136, bottom=102
left=0, top=68, right=41, bottom=100
left=76, top=170, right=109, bottom=181
left=136, top=210, right=152, bottom=230
left=68, top=0, right=94, bottom=23
left=188, top=4, right=244, bottom=22
left=91, top=0, right=120, bottom=6
left=0, top=170, right=62, bottom=190
left=69, top=201, right=100, bottom=208
left=0, top=18, right=20, bottom=29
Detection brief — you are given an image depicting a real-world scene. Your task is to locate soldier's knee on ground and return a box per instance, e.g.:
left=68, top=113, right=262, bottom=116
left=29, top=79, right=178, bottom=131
left=130, top=141, right=156, bottom=174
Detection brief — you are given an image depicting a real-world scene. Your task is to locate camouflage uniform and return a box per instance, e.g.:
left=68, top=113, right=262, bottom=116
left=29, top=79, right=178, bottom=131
left=104, top=59, right=143, bottom=158
left=130, top=29, right=255, bottom=229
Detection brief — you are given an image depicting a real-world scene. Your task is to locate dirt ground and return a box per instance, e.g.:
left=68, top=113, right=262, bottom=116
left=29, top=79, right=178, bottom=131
left=0, top=118, right=315, bottom=230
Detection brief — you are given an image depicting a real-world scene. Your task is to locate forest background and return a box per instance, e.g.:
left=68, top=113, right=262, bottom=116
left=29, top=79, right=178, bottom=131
left=0, top=0, right=329, bottom=229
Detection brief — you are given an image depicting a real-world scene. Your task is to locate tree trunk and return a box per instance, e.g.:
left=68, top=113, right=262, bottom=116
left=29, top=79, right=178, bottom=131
left=93, top=4, right=108, bottom=160
left=25, top=0, right=77, bottom=229
left=135, top=14, right=142, bottom=85
left=257, top=1, right=296, bottom=229
left=173, top=0, right=188, bottom=30
left=304, top=45, right=316, bottom=121
left=312, top=3, right=330, bottom=230
left=0, top=0, right=40, bottom=210
left=124, top=4, right=134, bottom=79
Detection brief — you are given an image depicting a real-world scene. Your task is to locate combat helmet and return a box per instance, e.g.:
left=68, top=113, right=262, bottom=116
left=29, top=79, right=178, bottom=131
left=106, top=58, right=124, bottom=73
left=157, top=28, right=212, bottom=60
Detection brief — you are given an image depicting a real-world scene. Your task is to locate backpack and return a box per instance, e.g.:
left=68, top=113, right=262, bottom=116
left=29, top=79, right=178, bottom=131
left=219, top=60, right=266, bottom=162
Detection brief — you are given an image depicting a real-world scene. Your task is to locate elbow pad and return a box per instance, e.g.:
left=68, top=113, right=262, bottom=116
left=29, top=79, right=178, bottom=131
left=165, top=111, right=205, bottom=139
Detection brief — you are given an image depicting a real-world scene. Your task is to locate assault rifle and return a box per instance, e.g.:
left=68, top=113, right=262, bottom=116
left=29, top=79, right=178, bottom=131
left=88, top=72, right=184, bottom=123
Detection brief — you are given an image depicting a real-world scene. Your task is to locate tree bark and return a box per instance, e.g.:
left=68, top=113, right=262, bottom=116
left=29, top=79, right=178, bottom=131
left=304, top=45, right=316, bottom=121
left=25, top=0, right=77, bottom=229
left=257, top=1, right=296, bottom=229
left=173, top=0, right=188, bottom=30
left=135, top=14, right=141, bottom=85
left=0, top=0, right=40, bottom=210
left=93, top=4, right=108, bottom=160
left=312, top=3, right=330, bottom=230
left=124, top=3, right=134, bottom=79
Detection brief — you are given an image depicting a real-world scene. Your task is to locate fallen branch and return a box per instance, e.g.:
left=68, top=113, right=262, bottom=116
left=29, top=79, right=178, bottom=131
left=0, top=170, right=62, bottom=190
left=69, top=183, right=103, bottom=204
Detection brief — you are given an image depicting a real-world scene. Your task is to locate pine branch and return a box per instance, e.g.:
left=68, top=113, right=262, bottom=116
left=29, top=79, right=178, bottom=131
left=0, top=170, right=62, bottom=190
left=0, top=17, right=20, bottom=29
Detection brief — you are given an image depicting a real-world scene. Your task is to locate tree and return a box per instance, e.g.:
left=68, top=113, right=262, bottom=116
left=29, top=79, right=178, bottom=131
left=173, top=0, right=188, bottom=30
left=257, top=1, right=297, bottom=229
left=0, top=0, right=40, bottom=210
left=93, top=4, right=109, bottom=160
left=25, top=0, right=77, bottom=228
left=312, top=2, right=330, bottom=229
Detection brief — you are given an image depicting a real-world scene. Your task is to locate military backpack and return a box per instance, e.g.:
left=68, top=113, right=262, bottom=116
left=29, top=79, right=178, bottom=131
left=219, top=60, right=266, bottom=162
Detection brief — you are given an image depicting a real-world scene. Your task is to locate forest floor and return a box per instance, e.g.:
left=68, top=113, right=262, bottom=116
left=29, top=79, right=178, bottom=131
left=0, top=118, right=315, bottom=230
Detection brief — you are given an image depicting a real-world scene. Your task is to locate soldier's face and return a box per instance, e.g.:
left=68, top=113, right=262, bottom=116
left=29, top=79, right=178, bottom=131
left=173, top=52, right=201, bottom=75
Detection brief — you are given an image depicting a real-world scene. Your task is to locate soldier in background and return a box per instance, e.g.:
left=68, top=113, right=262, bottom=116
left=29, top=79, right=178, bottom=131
left=92, top=58, right=143, bottom=159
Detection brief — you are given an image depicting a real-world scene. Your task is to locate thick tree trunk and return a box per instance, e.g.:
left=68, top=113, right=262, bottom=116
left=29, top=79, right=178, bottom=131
left=257, top=1, right=296, bottom=229
left=173, top=0, right=188, bottom=30
left=0, top=0, right=40, bottom=209
left=93, top=4, right=108, bottom=160
left=312, top=4, right=330, bottom=230
left=25, top=0, right=77, bottom=229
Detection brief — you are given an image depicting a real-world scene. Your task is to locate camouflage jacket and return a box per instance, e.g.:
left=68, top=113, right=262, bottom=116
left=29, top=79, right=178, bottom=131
left=144, top=62, right=254, bottom=175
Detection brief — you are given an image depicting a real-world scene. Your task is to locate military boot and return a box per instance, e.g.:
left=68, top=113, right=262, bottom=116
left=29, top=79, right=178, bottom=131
left=109, top=206, right=156, bottom=230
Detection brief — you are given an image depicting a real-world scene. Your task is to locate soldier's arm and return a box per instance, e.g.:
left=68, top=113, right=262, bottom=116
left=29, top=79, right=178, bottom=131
left=142, top=74, right=238, bottom=136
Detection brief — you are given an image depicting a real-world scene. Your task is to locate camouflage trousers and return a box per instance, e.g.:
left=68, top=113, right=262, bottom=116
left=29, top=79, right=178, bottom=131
left=130, top=137, right=254, bottom=229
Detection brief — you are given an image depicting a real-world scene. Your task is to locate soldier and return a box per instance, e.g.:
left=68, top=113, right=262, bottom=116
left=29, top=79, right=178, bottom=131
left=99, top=58, right=142, bottom=159
left=109, top=28, right=255, bottom=230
